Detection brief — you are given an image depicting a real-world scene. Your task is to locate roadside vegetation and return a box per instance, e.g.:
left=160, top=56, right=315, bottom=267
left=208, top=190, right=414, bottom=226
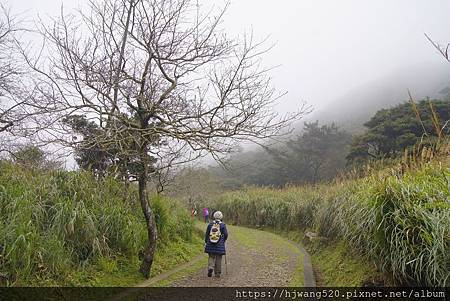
left=0, top=162, right=202, bottom=286
left=216, top=157, right=449, bottom=287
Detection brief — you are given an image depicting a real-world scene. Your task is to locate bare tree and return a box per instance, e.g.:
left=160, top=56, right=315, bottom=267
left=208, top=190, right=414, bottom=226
left=0, top=4, right=56, bottom=156
left=0, top=4, right=24, bottom=135
left=29, top=0, right=309, bottom=278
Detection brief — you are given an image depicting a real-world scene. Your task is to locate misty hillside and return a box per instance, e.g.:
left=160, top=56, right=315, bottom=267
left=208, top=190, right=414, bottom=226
left=304, top=62, right=450, bottom=132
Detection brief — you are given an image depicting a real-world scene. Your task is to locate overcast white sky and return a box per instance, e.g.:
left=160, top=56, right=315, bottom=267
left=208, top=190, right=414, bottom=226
left=7, top=0, right=450, bottom=112
left=5, top=0, right=450, bottom=167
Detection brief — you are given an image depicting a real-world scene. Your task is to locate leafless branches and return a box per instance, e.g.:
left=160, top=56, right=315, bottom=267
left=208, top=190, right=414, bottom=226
left=0, top=4, right=24, bottom=134
left=27, top=0, right=310, bottom=277
left=30, top=0, right=308, bottom=163
left=0, top=4, right=59, bottom=158
left=424, top=33, right=450, bottom=62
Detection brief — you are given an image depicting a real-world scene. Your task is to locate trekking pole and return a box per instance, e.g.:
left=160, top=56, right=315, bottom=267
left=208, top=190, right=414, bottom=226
left=225, top=255, right=228, bottom=275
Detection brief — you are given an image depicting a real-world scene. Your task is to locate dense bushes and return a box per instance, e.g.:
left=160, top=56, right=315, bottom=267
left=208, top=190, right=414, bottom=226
left=0, top=162, right=195, bottom=285
left=217, top=163, right=449, bottom=286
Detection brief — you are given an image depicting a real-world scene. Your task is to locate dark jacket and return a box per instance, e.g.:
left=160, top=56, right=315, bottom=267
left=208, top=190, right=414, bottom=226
left=204, top=220, right=228, bottom=255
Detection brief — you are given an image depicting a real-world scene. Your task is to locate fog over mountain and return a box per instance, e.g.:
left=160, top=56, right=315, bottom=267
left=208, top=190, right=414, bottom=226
left=294, top=62, right=450, bottom=133
left=6, top=0, right=450, bottom=167
left=225, top=61, right=450, bottom=169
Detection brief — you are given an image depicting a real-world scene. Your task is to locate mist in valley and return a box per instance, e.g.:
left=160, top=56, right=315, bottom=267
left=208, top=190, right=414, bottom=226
left=6, top=0, right=450, bottom=170
left=202, top=61, right=450, bottom=189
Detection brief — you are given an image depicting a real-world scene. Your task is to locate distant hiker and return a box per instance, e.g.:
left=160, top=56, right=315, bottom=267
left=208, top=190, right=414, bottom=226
left=191, top=207, right=198, bottom=219
left=202, top=207, right=209, bottom=223
left=204, top=211, right=228, bottom=278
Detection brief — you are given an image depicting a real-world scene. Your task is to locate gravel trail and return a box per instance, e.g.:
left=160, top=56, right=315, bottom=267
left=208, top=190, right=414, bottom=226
left=170, top=225, right=308, bottom=287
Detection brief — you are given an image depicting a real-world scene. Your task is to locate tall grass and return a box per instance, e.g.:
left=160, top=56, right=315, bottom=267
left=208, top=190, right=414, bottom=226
left=217, top=163, right=449, bottom=287
left=0, top=162, right=195, bottom=285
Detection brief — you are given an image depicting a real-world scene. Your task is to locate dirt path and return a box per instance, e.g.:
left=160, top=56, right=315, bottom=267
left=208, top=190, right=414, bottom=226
left=164, top=225, right=314, bottom=287
left=110, top=225, right=316, bottom=301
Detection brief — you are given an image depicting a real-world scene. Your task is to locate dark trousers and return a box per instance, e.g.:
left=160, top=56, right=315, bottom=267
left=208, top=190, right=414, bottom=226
left=208, top=254, right=222, bottom=275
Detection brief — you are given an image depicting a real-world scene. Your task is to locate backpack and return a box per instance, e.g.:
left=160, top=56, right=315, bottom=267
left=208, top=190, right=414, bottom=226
left=209, top=221, right=222, bottom=243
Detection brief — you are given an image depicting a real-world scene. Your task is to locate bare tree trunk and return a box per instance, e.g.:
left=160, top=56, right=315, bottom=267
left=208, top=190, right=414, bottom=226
left=137, top=150, right=158, bottom=278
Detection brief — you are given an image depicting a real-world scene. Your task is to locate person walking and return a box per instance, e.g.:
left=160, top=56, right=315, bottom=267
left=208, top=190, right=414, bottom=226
left=191, top=206, right=198, bottom=219
left=202, top=207, right=209, bottom=223
left=204, top=211, right=228, bottom=278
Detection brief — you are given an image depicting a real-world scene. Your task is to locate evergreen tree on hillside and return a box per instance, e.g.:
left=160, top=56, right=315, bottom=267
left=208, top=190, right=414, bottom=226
left=269, top=121, right=351, bottom=184
left=63, top=115, right=157, bottom=180
left=11, top=145, right=62, bottom=170
left=346, top=99, right=450, bottom=164
left=63, top=115, right=111, bottom=176
left=212, top=121, right=352, bottom=187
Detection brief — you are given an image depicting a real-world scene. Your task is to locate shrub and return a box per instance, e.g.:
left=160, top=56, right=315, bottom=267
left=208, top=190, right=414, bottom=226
left=0, top=162, right=193, bottom=285
left=215, top=163, right=449, bottom=286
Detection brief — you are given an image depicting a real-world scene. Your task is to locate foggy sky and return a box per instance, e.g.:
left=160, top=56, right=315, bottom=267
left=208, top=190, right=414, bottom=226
left=7, top=0, right=450, bottom=114
left=5, top=0, right=450, bottom=167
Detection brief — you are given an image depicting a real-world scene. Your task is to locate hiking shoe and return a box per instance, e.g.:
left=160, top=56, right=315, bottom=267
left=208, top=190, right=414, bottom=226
left=207, top=269, right=213, bottom=277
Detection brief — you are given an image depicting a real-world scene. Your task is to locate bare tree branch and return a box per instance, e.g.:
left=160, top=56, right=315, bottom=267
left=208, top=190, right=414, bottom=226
left=424, top=33, right=450, bottom=62
left=28, top=0, right=310, bottom=278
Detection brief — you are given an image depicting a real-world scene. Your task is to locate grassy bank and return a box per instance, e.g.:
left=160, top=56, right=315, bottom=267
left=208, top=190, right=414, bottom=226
left=216, top=162, right=449, bottom=287
left=308, top=240, right=385, bottom=286
left=263, top=229, right=381, bottom=287
left=0, top=162, right=203, bottom=286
